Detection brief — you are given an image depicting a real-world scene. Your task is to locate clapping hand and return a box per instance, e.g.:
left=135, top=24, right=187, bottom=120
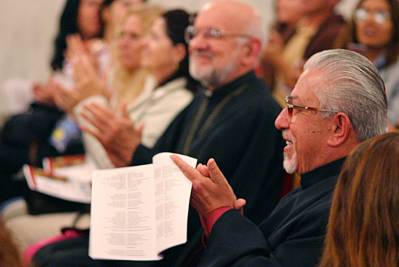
left=67, top=35, right=109, bottom=101
left=52, top=82, right=80, bottom=113
left=80, top=102, right=143, bottom=167
left=171, top=156, right=246, bottom=217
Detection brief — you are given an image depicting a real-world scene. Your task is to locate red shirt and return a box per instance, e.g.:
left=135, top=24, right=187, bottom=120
left=200, top=206, right=233, bottom=237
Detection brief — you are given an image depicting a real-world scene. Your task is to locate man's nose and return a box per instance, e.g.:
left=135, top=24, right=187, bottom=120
left=189, top=32, right=208, bottom=52
left=275, top=108, right=290, bottom=130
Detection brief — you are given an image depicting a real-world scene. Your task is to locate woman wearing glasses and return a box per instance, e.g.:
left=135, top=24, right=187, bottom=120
left=337, top=0, right=399, bottom=129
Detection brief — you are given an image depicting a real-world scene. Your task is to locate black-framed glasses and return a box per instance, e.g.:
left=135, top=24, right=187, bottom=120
left=354, top=8, right=391, bottom=24
left=184, top=25, right=254, bottom=43
left=284, top=96, right=336, bottom=116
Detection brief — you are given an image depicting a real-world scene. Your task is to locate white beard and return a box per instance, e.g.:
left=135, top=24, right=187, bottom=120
left=189, top=60, right=214, bottom=86
left=189, top=50, right=240, bottom=88
left=283, top=151, right=298, bottom=174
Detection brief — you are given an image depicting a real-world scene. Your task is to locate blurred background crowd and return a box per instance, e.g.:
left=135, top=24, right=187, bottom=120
left=1, top=0, right=399, bottom=266
left=0, top=0, right=358, bottom=123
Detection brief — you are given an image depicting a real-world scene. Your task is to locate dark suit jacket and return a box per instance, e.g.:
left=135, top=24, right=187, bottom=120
left=198, top=159, right=345, bottom=267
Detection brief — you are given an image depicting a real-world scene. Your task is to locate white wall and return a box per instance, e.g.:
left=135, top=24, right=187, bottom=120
left=0, top=0, right=359, bottom=116
left=0, top=0, right=65, bottom=84
left=0, top=0, right=65, bottom=119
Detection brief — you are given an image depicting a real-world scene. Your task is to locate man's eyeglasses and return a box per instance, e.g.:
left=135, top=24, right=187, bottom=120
left=184, top=25, right=254, bottom=43
left=355, top=8, right=391, bottom=24
left=284, top=96, right=336, bottom=116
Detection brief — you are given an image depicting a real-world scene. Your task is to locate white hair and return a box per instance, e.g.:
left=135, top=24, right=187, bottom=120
left=304, top=49, right=387, bottom=141
left=245, top=7, right=266, bottom=50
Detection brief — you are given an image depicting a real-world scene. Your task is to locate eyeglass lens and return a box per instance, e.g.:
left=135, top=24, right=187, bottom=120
left=355, top=8, right=390, bottom=24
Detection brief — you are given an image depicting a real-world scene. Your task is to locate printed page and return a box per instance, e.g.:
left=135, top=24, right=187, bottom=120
left=89, top=164, right=161, bottom=261
left=153, top=153, right=197, bottom=253
left=22, top=165, right=91, bottom=203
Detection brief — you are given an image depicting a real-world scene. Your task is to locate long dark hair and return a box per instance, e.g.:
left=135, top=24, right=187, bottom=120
left=319, top=132, right=399, bottom=267
left=162, top=9, right=199, bottom=92
left=51, top=0, right=104, bottom=71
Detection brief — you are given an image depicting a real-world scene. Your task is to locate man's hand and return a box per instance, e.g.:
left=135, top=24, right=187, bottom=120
left=80, top=103, right=143, bottom=167
left=171, top=156, right=246, bottom=217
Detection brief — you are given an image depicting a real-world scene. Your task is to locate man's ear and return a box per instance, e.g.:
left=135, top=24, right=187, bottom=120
left=241, top=39, right=261, bottom=66
left=327, top=112, right=353, bottom=147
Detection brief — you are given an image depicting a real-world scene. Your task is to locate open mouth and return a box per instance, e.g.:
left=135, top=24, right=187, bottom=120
left=361, top=26, right=378, bottom=37
left=284, top=139, right=293, bottom=149
left=282, top=139, right=293, bottom=154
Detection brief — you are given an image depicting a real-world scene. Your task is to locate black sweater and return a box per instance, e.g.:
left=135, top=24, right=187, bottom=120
left=199, top=158, right=345, bottom=267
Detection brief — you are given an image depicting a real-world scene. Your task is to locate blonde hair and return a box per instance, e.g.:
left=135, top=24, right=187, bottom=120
left=110, top=4, right=163, bottom=109
left=125, top=4, right=163, bottom=34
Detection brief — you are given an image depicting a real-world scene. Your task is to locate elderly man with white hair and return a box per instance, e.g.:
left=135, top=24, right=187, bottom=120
left=173, top=49, right=388, bottom=267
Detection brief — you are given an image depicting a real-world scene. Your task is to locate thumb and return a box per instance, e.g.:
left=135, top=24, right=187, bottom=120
left=234, top=198, right=246, bottom=210
left=207, top=158, right=227, bottom=184
left=235, top=198, right=246, bottom=216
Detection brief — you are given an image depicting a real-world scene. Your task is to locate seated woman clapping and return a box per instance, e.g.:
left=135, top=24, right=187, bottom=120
left=80, top=9, right=198, bottom=168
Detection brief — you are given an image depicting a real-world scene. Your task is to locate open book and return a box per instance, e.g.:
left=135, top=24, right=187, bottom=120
left=23, top=155, right=95, bottom=204
left=89, top=152, right=197, bottom=261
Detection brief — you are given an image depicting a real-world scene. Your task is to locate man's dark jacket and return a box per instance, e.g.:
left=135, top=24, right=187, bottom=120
left=198, top=158, right=345, bottom=267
